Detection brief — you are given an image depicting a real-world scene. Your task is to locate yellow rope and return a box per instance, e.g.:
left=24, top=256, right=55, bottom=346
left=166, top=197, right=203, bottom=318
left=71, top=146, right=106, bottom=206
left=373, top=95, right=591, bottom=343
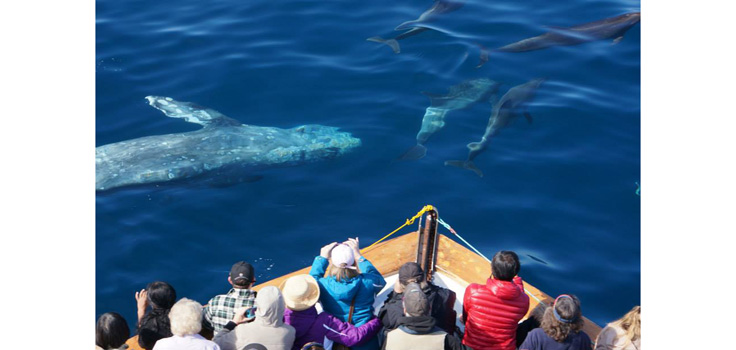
left=363, top=205, right=435, bottom=251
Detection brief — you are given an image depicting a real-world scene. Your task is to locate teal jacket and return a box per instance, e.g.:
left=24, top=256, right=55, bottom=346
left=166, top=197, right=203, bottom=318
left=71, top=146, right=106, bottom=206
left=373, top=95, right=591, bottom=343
left=309, top=255, right=386, bottom=326
left=310, top=255, right=386, bottom=350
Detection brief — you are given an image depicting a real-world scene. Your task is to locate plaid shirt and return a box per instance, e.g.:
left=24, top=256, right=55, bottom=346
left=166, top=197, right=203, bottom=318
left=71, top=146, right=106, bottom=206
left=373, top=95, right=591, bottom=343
left=203, top=288, right=256, bottom=333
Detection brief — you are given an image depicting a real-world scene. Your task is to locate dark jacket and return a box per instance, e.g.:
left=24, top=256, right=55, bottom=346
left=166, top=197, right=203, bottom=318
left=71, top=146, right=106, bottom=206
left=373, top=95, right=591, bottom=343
left=378, top=283, right=457, bottom=334
left=381, top=316, right=469, bottom=350
left=284, top=306, right=381, bottom=350
left=519, top=328, right=592, bottom=350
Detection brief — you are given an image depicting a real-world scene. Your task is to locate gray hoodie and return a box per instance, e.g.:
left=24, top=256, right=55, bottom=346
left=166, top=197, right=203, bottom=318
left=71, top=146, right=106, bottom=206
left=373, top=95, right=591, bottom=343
left=213, top=286, right=296, bottom=350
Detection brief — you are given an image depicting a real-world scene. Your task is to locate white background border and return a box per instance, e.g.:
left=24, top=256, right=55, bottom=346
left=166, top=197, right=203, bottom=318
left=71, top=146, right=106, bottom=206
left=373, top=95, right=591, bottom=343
left=2, top=0, right=734, bottom=348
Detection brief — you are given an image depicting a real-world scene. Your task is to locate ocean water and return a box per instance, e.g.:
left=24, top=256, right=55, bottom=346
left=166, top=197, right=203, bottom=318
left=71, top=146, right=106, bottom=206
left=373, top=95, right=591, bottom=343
left=96, top=0, right=640, bottom=331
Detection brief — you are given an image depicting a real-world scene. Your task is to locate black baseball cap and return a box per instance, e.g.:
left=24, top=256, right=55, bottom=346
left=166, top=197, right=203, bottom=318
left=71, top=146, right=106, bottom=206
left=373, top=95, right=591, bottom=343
left=230, top=261, right=255, bottom=285
left=399, top=262, right=425, bottom=285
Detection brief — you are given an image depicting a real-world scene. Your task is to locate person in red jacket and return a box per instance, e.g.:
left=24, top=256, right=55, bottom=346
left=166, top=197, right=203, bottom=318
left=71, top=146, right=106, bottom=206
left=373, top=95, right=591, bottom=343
left=462, top=250, right=530, bottom=350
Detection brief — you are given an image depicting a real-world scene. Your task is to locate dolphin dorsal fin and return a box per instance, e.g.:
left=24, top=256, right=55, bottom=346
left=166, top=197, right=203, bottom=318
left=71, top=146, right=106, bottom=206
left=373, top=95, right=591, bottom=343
left=145, top=96, right=242, bottom=128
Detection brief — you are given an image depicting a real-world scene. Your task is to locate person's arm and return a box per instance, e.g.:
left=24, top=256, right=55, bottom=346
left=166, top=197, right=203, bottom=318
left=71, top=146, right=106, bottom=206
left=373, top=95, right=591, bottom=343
left=324, top=315, right=382, bottom=347
left=442, top=289, right=458, bottom=332
left=213, top=307, right=249, bottom=350
left=343, top=237, right=386, bottom=292
left=135, top=289, right=148, bottom=325
left=377, top=293, right=399, bottom=329
left=202, top=302, right=215, bottom=331
left=513, top=276, right=531, bottom=312
left=462, top=285, right=472, bottom=324
left=310, top=242, right=338, bottom=279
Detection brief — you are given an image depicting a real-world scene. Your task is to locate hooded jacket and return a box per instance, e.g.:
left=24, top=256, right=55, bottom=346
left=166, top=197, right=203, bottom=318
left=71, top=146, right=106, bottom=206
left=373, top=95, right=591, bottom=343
left=213, top=286, right=296, bottom=350
left=382, top=316, right=468, bottom=350
left=462, top=276, right=530, bottom=350
left=310, top=256, right=386, bottom=350
left=284, top=306, right=381, bottom=350
left=378, top=282, right=457, bottom=334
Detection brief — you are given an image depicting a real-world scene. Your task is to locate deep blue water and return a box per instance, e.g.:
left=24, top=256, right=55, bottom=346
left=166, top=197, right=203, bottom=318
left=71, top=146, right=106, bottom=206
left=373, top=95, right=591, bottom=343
left=96, top=0, right=640, bottom=331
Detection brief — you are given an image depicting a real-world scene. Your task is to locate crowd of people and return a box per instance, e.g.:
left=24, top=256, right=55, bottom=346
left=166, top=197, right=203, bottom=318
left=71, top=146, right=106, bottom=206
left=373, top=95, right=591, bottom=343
left=96, top=237, right=641, bottom=350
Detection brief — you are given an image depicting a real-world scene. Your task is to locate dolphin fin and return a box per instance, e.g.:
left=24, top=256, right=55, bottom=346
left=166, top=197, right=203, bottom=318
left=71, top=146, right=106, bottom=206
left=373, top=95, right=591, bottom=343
left=145, top=96, right=241, bottom=128
left=367, top=37, right=401, bottom=54
left=395, top=20, right=421, bottom=31
left=524, top=112, right=533, bottom=124
left=612, top=36, right=624, bottom=44
left=445, top=160, right=484, bottom=177
left=397, top=144, right=427, bottom=161
left=467, top=142, right=483, bottom=151
left=476, top=44, right=490, bottom=69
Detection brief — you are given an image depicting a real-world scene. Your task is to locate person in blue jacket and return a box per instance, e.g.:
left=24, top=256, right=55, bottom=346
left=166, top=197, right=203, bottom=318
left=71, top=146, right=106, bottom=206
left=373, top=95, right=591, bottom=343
left=310, top=237, right=386, bottom=350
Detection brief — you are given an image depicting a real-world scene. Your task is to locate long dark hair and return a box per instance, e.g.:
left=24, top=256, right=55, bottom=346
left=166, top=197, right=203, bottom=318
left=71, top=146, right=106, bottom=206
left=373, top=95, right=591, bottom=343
left=138, top=281, right=176, bottom=350
left=541, top=295, right=584, bottom=342
left=96, top=312, right=130, bottom=349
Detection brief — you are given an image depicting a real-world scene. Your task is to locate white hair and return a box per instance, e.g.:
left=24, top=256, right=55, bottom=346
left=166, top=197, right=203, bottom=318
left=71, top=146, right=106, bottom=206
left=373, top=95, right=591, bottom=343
left=168, top=298, right=203, bottom=336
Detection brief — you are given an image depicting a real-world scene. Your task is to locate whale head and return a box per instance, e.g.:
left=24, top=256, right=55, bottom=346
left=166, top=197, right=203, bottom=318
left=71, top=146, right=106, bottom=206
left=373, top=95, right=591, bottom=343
left=286, top=124, right=361, bottom=161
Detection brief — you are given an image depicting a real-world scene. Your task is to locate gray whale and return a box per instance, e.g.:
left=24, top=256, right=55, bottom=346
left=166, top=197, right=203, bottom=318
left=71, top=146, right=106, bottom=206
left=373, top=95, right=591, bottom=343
left=96, top=96, right=361, bottom=191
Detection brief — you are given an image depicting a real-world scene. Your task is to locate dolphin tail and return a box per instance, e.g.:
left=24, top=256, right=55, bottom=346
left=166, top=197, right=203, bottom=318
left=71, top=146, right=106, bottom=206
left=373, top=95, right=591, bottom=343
left=367, top=36, right=401, bottom=54
left=397, top=144, right=427, bottom=161
left=476, top=44, right=490, bottom=68
left=444, top=160, right=484, bottom=177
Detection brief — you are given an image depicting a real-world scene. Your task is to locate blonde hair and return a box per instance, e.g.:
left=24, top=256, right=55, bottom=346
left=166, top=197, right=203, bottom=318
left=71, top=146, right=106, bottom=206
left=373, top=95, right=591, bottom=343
left=168, top=298, right=203, bottom=336
left=327, top=262, right=360, bottom=282
left=613, top=305, right=640, bottom=345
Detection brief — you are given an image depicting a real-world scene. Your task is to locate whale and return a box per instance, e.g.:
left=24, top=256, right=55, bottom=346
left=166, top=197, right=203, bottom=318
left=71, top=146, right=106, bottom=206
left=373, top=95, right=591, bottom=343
left=445, top=78, right=544, bottom=176
left=367, top=0, right=465, bottom=53
left=477, top=12, right=640, bottom=68
left=398, top=78, right=500, bottom=161
left=95, top=96, right=361, bottom=191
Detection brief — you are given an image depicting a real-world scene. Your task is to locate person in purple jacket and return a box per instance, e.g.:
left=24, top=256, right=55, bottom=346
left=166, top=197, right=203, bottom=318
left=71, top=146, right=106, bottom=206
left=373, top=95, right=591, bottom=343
left=280, top=274, right=382, bottom=350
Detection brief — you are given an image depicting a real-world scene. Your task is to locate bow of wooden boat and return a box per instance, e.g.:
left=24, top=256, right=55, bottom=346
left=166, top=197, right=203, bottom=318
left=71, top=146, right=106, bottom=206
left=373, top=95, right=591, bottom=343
left=254, top=231, right=602, bottom=340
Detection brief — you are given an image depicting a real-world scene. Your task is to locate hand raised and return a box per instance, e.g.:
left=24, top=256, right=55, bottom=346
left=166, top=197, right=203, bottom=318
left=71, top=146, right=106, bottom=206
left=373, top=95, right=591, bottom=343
left=135, top=289, right=149, bottom=311
left=344, top=237, right=361, bottom=258
left=320, top=242, right=338, bottom=258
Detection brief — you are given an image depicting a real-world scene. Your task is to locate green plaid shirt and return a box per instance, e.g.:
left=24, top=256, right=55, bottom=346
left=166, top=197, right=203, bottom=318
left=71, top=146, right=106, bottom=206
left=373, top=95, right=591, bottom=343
left=203, top=288, right=256, bottom=333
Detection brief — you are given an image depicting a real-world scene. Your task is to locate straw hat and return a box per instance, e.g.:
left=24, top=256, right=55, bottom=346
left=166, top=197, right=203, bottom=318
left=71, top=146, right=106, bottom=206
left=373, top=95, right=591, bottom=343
left=279, top=274, right=321, bottom=311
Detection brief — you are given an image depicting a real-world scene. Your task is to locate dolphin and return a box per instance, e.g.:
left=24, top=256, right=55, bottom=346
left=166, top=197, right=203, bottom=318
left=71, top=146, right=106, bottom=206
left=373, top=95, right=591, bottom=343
left=95, top=96, right=361, bottom=191
left=477, top=12, right=640, bottom=68
left=398, top=78, right=501, bottom=161
left=367, top=0, right=466, bottom=53
left=445, top=78, right=544, bottom=176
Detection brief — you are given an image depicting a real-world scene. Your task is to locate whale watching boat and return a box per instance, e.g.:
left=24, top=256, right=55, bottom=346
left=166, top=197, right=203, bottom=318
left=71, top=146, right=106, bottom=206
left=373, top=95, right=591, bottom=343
left=254, top=205, right=602, bottom=340
left=124, top=205, right=601, bottom=348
